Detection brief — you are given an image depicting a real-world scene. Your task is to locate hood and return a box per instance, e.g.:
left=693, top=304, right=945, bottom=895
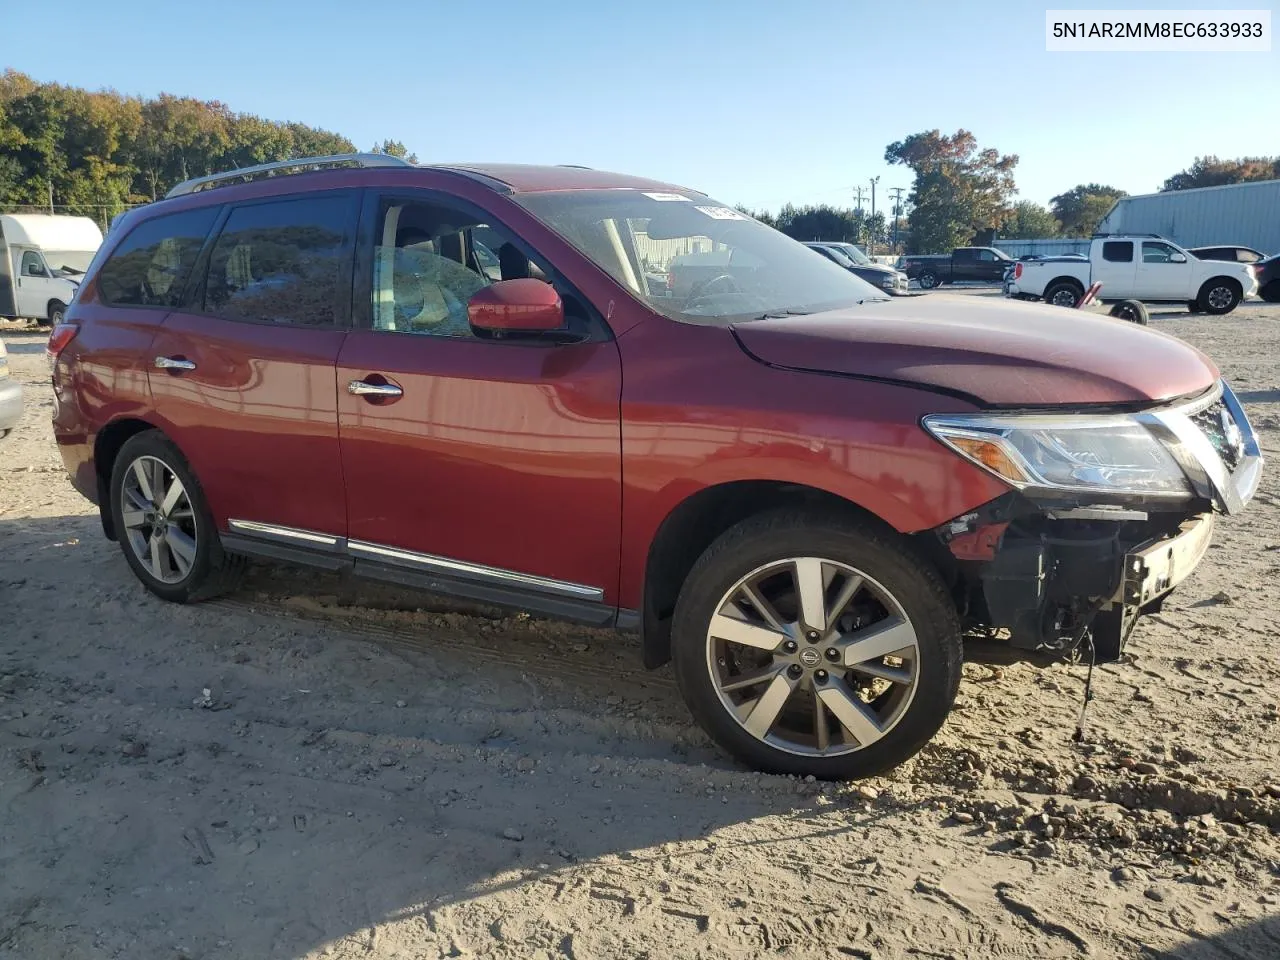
left=730, top=294, right=1219, bottom=407
left=854, top=263, right=895, bottom=276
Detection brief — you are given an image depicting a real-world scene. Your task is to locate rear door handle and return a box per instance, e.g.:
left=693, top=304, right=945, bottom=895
left=348, top=379, right=403, bottom=398
left=154, top=356, right=196, bottom=371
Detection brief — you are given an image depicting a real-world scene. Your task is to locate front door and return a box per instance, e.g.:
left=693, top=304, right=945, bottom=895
left=335, top=191, right=623, bottom=619
left=12, top=248, right=62, bottom=317
left=149, top=191, right=359, bottom=538
left=1132, top=240, right=1193, bottom=300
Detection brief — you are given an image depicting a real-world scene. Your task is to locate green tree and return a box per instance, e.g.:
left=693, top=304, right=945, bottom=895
left=998, top=201, right=1060, bottom=239
left=1049, top=183, right=1126, bottom=236
left=885, top=129, right=1018, bottom=253
left=371, top=138, right=418, bottom=164
left=1161, top=155, right=1279, bottom=191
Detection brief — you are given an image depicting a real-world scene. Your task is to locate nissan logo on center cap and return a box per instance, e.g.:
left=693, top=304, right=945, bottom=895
left=799, top=647, right=821, bottom=666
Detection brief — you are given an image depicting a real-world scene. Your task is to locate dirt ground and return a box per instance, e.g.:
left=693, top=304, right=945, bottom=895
left=2, top=294, right=1278, bottom=960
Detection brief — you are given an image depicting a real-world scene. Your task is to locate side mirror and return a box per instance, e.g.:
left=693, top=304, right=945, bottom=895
left=467, top=278, right=564, bottom=333
left=1170, top=253, right=1187, bottom=263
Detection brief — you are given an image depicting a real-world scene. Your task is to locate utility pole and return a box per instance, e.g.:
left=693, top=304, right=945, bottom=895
left=48, top=179, right=55, bottom=216
left=869, top=176, right=880, bottom=220
left=853, top=186, right=866, bottom=212
left=889, top=187, right=905, bottom=249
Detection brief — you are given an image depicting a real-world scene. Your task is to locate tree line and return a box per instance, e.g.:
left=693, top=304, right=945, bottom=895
left=2, top=71, right=1276, bottom=249
left=758, top=131, right=1278, bottom=253
left=0, top=70, right=412, bottom=227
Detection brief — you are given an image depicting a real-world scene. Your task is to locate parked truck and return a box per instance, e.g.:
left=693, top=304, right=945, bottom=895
left=0, top=214, right=104, bottom=325
left=899, top=246, right=1013, bottom=288
left=1004, top=234, right=1259, bottom=315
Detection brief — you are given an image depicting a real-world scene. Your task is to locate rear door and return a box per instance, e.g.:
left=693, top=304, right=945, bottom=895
left=1133, top=240, right=1194, bottom=300
left=335, top=189, right=623, bottom=620
left=149, top=191, right=359, bottom=539
left=951, top=248, right=976, bottom=280
left=1092, top=240, right=1136, bottom=296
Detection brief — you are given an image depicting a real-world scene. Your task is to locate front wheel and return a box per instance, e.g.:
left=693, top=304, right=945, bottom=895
left=1197, top=278, right=1242, bottom=315
left=917, top=271, right=938, bottom=289
left=109, top=430, right=245, bottom=603
left=44, top=300, right=66, bottom=327
left=670, top=510, right=962, bottom=780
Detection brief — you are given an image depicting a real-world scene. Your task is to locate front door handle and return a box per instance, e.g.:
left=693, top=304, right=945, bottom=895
left=348, top=379, right=403, bottom=398
left=154, top=356, right=196, bottom=371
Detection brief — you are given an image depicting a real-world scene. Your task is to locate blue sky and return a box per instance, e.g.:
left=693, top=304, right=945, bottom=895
left=3, top=0, right=1275, bottom=211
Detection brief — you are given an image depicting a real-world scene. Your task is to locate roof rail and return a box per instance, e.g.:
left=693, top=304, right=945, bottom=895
left=557, top=164, right=592, bottom=169
left=1090, top=232, right=1164, bottom=239
left=165, top=153, right=415, bottom=199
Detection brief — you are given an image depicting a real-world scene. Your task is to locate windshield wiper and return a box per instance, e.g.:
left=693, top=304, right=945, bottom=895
left=752, top=309, right=812, bottom=319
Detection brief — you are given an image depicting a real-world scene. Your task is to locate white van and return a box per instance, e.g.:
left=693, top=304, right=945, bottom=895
left=0, top=214, right=104, bottom=325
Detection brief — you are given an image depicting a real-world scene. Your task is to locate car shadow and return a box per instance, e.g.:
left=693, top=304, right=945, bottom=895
left=0, top=513, right=885, bottom=959
left=1236, top=388, right=1280, bottom=404
left=1149, top=915, right=1280, bottom=959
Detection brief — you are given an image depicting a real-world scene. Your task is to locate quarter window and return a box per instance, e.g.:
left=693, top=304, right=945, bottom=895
left=204, top=196, right=353, bottom=326
left=1102, top=241, right=1133, bottom=263
left=97, top=207, right=218, bottom=307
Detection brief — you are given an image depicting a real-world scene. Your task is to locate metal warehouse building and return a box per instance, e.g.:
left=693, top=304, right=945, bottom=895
left=1096, top=179, right=1280, bottom=256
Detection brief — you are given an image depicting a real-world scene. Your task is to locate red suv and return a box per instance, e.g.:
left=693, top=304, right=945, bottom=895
left=50, top=155, right=1262, bottom=779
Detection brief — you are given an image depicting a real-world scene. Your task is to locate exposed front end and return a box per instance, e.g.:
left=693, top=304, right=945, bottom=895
left=925, top=380, right=1261, bottom=662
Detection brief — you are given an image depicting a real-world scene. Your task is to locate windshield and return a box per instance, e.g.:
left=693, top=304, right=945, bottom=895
left=834, top=243, right=872, bottom=266
left=515, top=190, right=887, bottom=323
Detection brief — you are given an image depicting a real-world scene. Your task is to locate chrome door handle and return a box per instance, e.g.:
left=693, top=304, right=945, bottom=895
left=154, top=356, right=196, bottom=371
left=347, top=379, right=403, bottom=398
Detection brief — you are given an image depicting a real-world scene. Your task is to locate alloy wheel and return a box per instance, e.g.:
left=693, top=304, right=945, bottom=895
left=705, top=557, right=920, bottom=757
left=121, top=455, right=198, bottom=584
left=1206, top=285, right=1233, bottom=310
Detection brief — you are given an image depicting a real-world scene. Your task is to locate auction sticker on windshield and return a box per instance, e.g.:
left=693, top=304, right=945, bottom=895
left=643, top=192, right=690, bottom=201
left=695, top=206, right=749, bottom=220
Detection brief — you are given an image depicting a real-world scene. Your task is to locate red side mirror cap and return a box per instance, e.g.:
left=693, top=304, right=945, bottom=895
left=468, top=279, right=564, bottom=333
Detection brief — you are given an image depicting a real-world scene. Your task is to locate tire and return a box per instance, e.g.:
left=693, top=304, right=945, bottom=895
left=1260, top=280, right=1280, bottom=304
left=917, top=271, right=939, bottom=289
left=1108, top=299, right=1149, bottom=325
left=43, top=300, right=66, bottom=327
left=108, top=430, right=245, bottom=603
left=670, top=509, right=962, bottom=780
left=1043, top=280, right=1083, bottom=308
left=1196, top=278, right=1242, bottom=316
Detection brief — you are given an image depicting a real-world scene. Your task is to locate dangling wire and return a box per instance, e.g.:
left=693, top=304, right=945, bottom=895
left=1072, top=631, right=1097, bottom=743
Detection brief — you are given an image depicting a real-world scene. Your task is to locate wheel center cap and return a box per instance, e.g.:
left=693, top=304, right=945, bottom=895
left=798, top=647, right=821, bottom=667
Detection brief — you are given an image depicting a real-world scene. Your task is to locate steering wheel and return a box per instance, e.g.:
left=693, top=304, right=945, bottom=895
left=684, top=273, right=743, bottom=312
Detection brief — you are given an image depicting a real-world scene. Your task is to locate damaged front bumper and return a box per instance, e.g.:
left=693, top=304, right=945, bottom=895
left=939, top=380, right=1261, bottom=663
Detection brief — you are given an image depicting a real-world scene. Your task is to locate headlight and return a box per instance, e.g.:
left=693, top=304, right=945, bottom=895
left=881, top=276, right=895, bottom=288
left=923, top=413, right=1193, bottom=499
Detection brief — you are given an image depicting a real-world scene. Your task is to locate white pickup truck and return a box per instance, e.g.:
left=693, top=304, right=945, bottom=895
left=1004, top=234, right=1258, bottom=315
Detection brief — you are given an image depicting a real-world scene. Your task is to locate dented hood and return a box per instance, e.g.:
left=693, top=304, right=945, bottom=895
left=730, top=294, right=1219, bottom=407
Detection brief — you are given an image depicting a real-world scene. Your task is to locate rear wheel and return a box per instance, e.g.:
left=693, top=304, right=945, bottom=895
left=670, top=510, right=961, bottom=780
left=1108, top=299, right=1149, bottom=324
left=1197, top=278, right=1242, bottom=315
left=1260, top=280, right=1280, bottom=304
left=917, top=271, right=939, bottom=289
left=109, top=430, right=245, bottom=603
left=1044, top=280, right=1083, bottom=308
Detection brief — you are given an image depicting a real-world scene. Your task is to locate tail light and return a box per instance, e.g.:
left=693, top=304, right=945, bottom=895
left=46, top=322, right=80, bottom=368
left=1013, top=263, right=1023, bottom=280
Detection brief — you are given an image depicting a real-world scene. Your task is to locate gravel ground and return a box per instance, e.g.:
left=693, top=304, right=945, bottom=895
left=1, top=294, right=1278, bottom=959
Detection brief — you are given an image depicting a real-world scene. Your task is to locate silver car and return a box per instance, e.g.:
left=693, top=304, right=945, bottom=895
left=0, top=338, right=23, bottom=439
